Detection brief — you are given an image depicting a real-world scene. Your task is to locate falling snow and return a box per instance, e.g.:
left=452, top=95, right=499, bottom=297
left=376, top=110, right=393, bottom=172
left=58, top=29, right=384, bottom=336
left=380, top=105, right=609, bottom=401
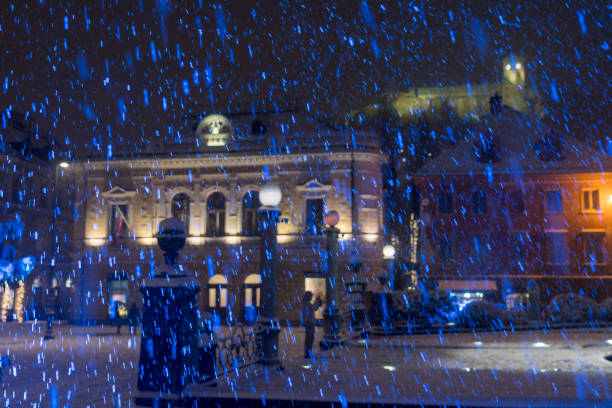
left=0, top=1, right=610, bottom=407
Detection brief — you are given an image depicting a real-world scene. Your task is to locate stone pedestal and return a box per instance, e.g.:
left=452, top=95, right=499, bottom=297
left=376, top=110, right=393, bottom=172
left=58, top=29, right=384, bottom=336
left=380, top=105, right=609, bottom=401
left=135, top=217, right=201, bottom=407
left=135, top=267, right=200, bottom=407
left=320, top=307, right=344, bottom=350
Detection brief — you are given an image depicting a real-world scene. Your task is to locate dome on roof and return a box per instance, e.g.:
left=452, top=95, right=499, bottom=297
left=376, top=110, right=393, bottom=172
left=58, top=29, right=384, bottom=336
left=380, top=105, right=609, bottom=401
left=195, top=114, right=233, bottom=147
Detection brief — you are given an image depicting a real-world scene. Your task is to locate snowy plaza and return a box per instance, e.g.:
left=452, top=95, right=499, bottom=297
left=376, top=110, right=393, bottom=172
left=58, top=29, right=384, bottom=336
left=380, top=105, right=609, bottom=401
left=1, top=322, right=611, bottom=407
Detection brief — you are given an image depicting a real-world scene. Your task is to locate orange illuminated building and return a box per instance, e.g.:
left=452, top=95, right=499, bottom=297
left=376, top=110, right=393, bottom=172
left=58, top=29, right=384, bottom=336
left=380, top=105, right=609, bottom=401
left=414, top=104, right=612, bottom=304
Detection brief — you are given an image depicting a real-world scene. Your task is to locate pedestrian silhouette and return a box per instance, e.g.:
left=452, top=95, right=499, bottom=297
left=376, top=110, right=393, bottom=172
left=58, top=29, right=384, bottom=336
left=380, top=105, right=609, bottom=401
left=301, top=291, right=322, bottom=359
left=128, top=303, right=140, bottom=334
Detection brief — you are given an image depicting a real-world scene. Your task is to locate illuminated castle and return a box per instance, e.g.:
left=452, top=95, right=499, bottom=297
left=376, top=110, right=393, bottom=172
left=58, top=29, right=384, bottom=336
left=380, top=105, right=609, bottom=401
left=344, top=56, right=540, bottom=125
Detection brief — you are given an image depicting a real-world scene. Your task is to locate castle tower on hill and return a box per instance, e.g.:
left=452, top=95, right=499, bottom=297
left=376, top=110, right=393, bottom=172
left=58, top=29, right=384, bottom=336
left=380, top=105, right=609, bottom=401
left=343, top=55, right=541, bottom=126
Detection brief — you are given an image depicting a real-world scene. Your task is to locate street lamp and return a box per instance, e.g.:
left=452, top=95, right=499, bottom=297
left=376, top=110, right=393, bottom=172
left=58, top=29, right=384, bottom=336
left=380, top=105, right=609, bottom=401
left=320, top=210, right=344, bottom=350
left=383, top=244, right=396, bottom=291
left=258, top=183, right=282, bottom=366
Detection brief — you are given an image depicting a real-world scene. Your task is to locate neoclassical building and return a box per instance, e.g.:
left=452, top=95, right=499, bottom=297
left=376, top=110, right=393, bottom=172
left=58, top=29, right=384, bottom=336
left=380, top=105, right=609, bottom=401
left=67, top=111, right=386, bottom=323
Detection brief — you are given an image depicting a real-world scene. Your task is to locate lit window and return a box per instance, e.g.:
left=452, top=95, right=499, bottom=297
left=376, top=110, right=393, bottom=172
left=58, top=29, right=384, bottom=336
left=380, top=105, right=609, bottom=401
left=545, top=190, right=563, bottom=213
left=582, top=189, right=600, bottom=212
left=108, top=278, right=128, bottom=319
left=244, top=273, right=262, bottom=323
left=208, top=274, right=228, bottom=309
left=110, top=204, right=130, bottom=240
left=304, top=275, right=326, bottom=319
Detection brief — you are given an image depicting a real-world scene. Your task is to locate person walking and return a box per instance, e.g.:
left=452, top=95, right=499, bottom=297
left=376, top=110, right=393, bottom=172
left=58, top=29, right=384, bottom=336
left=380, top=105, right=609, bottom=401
left=301, top=291, right=322, bottom=359
left=127, top=303, right=140, bottom=334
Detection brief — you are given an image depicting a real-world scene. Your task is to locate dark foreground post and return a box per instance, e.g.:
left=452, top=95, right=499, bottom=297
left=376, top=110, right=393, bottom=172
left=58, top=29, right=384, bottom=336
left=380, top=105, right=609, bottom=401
left=135, top=218, right=200, bottom=408
left=321, top=211, right=345, bottom=350
left=257, top=183, right=282, bottom=366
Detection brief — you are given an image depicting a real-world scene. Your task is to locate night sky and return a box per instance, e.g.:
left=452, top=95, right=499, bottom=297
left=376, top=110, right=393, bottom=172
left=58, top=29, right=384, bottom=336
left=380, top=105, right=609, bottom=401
left=0, top=0, right=608, bottom=157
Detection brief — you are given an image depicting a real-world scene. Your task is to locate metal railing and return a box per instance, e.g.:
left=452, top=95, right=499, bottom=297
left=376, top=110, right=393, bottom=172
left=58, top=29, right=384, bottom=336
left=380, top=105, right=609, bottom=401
left=200, top=323, right=264, bottom=385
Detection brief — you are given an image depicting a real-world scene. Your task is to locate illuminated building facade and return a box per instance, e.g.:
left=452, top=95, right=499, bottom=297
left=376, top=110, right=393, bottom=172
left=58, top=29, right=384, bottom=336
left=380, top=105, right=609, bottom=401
left=0, top=112, right=75, bottom=322
left=68, top=111, right=386, bottom=323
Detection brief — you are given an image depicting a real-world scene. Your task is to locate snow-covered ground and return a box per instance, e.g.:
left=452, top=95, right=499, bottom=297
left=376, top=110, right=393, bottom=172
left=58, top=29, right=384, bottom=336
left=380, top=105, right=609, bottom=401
left=1, top=322, right=611, bottom=407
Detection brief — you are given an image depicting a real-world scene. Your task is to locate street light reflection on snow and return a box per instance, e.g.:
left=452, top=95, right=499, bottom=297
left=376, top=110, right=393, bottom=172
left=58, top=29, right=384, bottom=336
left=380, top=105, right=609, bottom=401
left=532, top=342, right=550, bottom=348
left=606, top=339, right=612, bottom=345
left=382, top=365, right=396, bottom=372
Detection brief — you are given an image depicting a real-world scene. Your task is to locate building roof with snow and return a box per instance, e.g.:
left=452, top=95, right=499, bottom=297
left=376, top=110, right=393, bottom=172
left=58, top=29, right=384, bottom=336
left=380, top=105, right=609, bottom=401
left=416, top=106, right=612, bottom=176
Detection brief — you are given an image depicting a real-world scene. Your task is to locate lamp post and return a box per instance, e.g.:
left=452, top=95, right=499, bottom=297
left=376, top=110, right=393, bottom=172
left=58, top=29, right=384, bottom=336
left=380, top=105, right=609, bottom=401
left=320, top=210, right=344, bottom=350
left=43, top=278, right=58, bottom=340
left=383, top=244, right=396, bottom=290
left=346, top=250, right=366, bottom=330
left=258, top=183, right=282, bottom=366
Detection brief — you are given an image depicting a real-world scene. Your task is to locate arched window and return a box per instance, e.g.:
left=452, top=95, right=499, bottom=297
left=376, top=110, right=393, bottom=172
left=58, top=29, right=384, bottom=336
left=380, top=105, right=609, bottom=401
left=244, top=274, right=262, bottom=307
left=206, top=192, right=226, bottom=237
left=208, top=274, right=228, bottom=309
left=242, top=191, right=260, bottom=236
left=171, top=193, right=191, bottom=233
left=243, top=273, right=261, bottom=323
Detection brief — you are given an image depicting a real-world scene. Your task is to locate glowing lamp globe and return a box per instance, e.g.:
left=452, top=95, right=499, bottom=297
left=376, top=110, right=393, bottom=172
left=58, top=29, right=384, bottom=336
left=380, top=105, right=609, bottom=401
left=324, top=211, right=340, bottom=227
left=383, top=244, right=396, bottom=259
left=259, top=184, right=282, bottom=207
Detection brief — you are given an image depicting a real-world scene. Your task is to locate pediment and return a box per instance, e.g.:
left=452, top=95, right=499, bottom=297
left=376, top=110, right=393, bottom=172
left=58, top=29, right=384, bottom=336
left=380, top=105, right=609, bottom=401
left=296, top=179, right=331, bottom=192
left=101, top=186, right=136, bottom=199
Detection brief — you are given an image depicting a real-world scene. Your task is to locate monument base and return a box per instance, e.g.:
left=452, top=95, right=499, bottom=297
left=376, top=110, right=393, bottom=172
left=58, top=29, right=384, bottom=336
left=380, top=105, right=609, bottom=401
left=319, top=308, right=347, bottom=350
left=257, top=318, right=282, bottom=367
